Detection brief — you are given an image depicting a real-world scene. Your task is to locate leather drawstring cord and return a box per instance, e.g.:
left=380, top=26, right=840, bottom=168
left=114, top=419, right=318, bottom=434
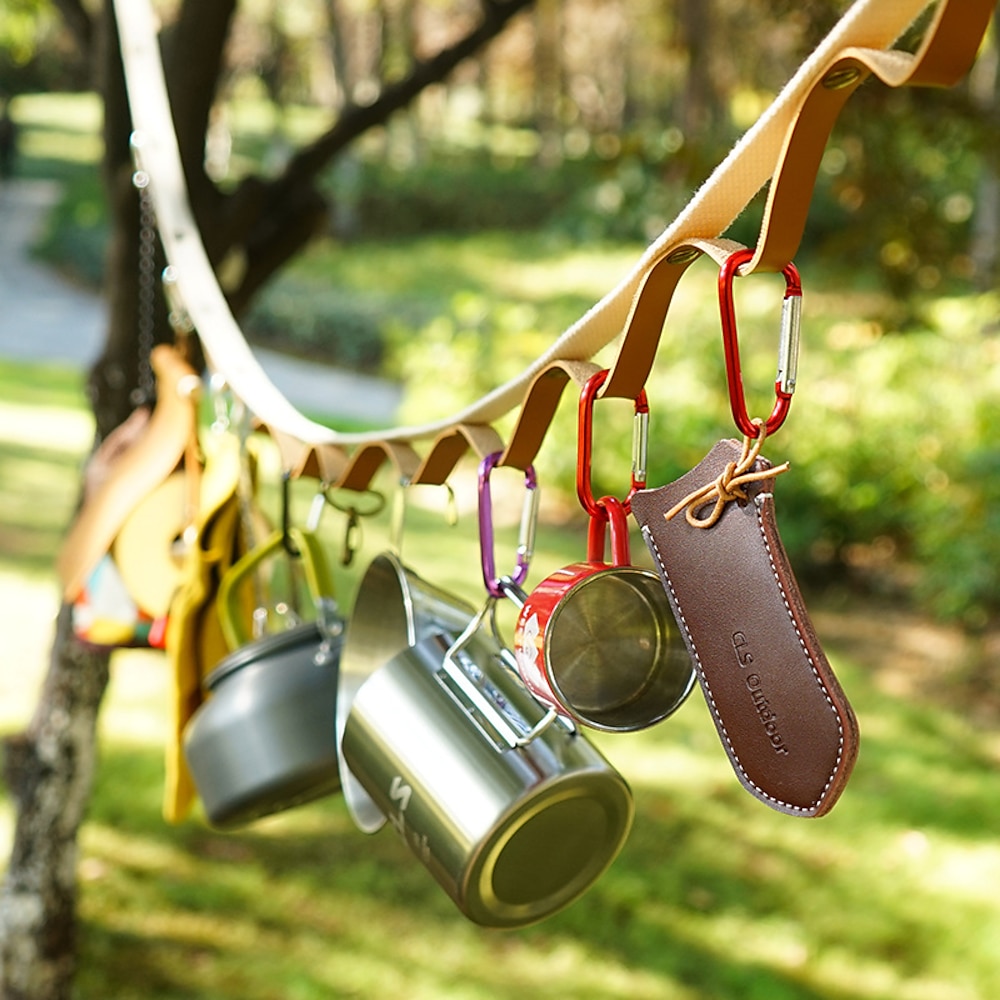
left=664, top=421, right=789, bottom=529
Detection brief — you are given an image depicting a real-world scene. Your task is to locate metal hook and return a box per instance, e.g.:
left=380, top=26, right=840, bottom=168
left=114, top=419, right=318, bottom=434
left=310, top=486, right=384, bottom=566
left=478, top=451, right=539, bottom=599
left=443, top=597, right=561, bottom=748
left=281, top=472, right=300, bottom=557
left=576, top=368, right=649, bottom=518
left=341, top=508, right=361, bottom=567
left=718, top=247, right=802, bottom=439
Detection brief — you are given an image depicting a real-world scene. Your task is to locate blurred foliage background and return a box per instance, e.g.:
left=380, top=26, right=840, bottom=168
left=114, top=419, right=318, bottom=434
left=4, top=0, right=998, bottom=627
left=2, top=0, right=1000, bottom=996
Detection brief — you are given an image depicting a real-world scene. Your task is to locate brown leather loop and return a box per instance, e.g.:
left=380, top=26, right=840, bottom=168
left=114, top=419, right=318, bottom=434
left=907, top=0, right=995, bottom=87
left=601, top=239, right=742, bottom=401
left=311, top=442, right=352, bottom=485
left=336, top=440, right=421, bottom=492
left=750, top=61, right=868, bottom=273
left=499, top=359, right=601, bottom=471
left=411, top=423, right=506, bottom=486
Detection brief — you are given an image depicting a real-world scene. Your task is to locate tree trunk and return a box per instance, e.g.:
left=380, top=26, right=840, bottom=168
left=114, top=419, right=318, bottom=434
left=534, top=0, right=562, bottom=167
left=968, top=14, right=999, bottom=289
left=676, top=0, right=714, bottom=139
left=0, top=2, right=537, bottom=994
left=0, top=607, right=111, bottom=1000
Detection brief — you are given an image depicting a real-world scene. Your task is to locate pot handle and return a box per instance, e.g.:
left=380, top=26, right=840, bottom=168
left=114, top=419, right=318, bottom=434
left=218, top=526, right=337, bottom=650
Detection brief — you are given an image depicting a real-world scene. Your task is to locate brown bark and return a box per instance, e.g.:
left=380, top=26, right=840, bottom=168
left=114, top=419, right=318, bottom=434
left=0, top=607, right=111, bottom=1000
left=0, top=2, right=537, bottom=997
left=51, top=0, right=94, bottom=60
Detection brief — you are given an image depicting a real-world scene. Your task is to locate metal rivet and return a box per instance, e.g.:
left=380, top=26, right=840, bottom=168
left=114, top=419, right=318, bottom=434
left=665, top=246, right=701, bottom=265
left=822, top=66, right=862, bottom=90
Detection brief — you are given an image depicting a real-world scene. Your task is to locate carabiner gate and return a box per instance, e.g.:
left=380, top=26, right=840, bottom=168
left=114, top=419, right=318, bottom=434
left=478, top=451, right=539, bottom=599
left=719, top=247, right=802, bottom=439
left=577, top=368, right=649, bottom=517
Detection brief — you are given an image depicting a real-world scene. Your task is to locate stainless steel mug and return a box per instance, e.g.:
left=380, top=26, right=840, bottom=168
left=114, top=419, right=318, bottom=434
left=336, top=550, right=479, bottom=833
left=341, top=622, right=634, bottom=928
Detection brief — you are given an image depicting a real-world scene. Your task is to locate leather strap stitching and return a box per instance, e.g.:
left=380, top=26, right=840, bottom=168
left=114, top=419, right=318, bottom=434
left=640, top=506, right=842, bottom=815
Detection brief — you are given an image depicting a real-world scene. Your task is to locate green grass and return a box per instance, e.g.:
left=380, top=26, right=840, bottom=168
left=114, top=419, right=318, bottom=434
left=7, top=92, right=102, bottom=181
left=0, top=360, right=92, bottom=574
left=3, top=358, right=1000, bottom=1000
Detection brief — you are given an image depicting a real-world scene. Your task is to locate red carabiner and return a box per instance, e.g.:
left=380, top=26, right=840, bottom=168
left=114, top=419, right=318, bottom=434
left=587, top=496, right=632, bottom=566
left=719, top=248, right=802, bottom=439
left=577, top=369, right=649, bottom=517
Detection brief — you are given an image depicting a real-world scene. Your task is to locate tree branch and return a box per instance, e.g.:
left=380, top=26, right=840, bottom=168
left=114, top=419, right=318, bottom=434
left=287, top=0, right=535, bottom=184
left=52, top=0, right=94, bottom=57
left=164, top=0, right=239, bottom=220
left=228, top=0, right=536, bottom=306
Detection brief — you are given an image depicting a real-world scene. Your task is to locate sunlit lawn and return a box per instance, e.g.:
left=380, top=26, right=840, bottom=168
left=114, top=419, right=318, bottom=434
left=3, top=354, right=1000, bottom=1000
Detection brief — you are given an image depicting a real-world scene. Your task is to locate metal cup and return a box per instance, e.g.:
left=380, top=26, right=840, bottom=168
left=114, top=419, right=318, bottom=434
left=337, top=551, right=479, bottom=832
left=509, top=498, right=695, bottom=732
left=342, top=627, right=634, bottom=928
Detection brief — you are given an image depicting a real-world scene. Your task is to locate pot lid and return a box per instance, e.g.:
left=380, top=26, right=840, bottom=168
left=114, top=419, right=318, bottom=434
left=205, top=620, right=331, bottom=691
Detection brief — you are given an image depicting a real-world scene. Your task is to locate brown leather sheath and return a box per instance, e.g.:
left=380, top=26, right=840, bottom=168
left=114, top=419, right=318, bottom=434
left=630, top=440, right=858, bottom=817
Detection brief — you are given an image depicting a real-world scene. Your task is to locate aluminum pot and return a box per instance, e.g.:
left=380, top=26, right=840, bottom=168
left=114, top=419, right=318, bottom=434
left=184, top=527, right=344, bottom=828
left=342, top=623, right=634, bottom=929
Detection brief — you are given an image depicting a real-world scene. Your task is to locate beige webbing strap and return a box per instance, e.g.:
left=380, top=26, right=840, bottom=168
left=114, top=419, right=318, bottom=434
left=112, top=0, right=992, bottom=488
left=601, top=0, right=996, bottom=400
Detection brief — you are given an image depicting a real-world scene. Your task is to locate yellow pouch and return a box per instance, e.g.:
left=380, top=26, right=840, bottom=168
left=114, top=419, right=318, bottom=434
left=162, top=434, right=255, bottom=823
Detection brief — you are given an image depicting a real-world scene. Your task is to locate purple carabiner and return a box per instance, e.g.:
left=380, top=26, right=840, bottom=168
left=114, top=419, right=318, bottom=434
left=478, top=451, right=539, bottom=599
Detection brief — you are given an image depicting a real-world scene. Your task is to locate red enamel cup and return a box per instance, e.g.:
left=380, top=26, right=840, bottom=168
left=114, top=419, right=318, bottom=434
left=507, top=497, right=695, bottom=732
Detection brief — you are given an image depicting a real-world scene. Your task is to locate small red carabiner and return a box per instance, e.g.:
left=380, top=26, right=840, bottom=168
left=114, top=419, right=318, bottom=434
left=586, top=496, right=632, bottom=566
left=576, top=369, right=649, bottom=518
left=719, top=248, right=802, bottom=439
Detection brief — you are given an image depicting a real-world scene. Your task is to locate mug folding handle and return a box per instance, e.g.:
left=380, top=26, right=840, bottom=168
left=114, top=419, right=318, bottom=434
left=217, top=526, right=337, bottom=650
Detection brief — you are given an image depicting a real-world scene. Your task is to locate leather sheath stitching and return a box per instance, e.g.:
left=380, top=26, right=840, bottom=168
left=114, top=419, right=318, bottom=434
left=642, top=505, right=839, bottom=815
left=752, top=494, right=844, bottom=807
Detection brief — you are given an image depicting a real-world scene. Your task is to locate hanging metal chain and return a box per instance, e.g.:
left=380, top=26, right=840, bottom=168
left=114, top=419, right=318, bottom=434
left=131, top=166, right=158, bottom=406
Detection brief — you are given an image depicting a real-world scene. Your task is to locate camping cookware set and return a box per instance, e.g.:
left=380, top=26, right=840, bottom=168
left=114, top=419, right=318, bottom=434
left=106, top=0, right=999, bottom=936
left=179, top=277, right=858, bottom=921
left=177, top=371, right=698, bottom=928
